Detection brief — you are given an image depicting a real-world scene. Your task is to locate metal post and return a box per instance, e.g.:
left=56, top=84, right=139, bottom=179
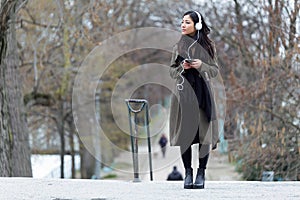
left=125, top=99, right=153, bottom=182
left=126, top=106, right=141, bottom=182
left=133, top=112, right=140, bottom=182
left=145, top=103, right=153, bottom=181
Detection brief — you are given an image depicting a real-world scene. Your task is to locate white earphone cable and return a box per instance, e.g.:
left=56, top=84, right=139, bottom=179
left=177, top=31, right=200, bottom=91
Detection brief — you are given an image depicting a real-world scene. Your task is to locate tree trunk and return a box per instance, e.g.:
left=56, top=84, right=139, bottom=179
left=80, top=141, right=96, bottom=179
left=67, top=115, right=76, bottom=178
left=56, top=101, right=65, bottom=178
left=0, top=0, right=32, bottom=177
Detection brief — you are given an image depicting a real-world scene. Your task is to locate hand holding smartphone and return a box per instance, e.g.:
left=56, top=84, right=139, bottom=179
left=184, top=59, right=194, bottom=63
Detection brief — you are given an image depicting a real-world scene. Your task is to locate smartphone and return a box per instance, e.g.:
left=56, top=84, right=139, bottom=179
left=184, top=59, right=194, bottom=63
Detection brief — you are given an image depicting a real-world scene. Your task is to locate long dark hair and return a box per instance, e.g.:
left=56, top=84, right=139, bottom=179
left=178, top=11, right=215, bottom=59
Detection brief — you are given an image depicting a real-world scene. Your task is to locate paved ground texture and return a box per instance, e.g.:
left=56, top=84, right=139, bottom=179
left=112, top=142, right=243, bottom=182
left=0, top=178, right=299, bottom=200
left=111, top=118, right=242, bottom=182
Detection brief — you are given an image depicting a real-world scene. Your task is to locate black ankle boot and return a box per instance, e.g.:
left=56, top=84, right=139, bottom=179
left=184, top=168, right=193, bottom=189
left=193, top=168, right=205, bottom=189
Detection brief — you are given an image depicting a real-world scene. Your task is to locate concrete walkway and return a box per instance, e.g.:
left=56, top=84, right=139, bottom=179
left=111, top=116, right=243, bottom=182
left=112, top=140, right=242, bottom=182
left=0, top=178, right=299, bottom=200
left=1, top=124, right=298, bottom=200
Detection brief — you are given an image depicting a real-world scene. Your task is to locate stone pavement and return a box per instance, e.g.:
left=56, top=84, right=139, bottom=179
left=0, top=178, right=299, bottom=200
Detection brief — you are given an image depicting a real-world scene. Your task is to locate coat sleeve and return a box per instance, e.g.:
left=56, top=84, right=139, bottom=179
left=197, top=46, right=219, bottom=79
left=169, top=44, right=184, bottom=79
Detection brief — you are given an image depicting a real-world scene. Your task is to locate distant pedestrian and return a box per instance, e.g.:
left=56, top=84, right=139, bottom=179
left=159, top=134, right=168, bottom=158
left=167, top=166, right=183, bottom=181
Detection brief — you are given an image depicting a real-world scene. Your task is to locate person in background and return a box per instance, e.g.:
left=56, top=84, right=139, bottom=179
left=167, top=166, right=183, bottom=181
left=158, top=133, right=168, bottom=158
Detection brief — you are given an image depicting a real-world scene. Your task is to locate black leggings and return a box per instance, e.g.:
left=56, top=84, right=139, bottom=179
left=180, top=144, right=210, bottom=169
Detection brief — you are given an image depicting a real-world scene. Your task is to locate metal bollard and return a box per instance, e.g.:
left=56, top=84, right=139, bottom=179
left=125, top=99, right=153, bottom=182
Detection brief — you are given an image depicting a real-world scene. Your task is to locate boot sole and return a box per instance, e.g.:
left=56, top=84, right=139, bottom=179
left=193, top=184, right=204, bottom=189
left=184, top=184, right=193, bottom=189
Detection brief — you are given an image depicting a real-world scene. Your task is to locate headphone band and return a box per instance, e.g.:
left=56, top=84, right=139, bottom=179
left=193, top=11, right=202, bottom=30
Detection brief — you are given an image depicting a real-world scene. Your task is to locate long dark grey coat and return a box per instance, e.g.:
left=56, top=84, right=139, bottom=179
left=169, top=43, right=225, bottom=151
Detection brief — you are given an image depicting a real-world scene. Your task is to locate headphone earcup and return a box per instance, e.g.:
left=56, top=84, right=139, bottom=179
left=195, top=22, right=202, bottom=30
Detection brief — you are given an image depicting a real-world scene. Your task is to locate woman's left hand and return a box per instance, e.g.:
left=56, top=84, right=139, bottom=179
left=190, top=59, right=202, bottom=69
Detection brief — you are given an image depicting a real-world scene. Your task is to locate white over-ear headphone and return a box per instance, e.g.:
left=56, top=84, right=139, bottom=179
left=194, top=11, right=202, bottom=30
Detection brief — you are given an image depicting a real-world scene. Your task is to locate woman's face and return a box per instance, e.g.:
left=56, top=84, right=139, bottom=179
left=181, top=15, right=196, bottom=36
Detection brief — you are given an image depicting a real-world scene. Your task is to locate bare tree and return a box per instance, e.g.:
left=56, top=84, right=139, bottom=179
left=203, top=0, right=299, bottom=180
left=0, top=0, right=32, bottom=177
left=16, top=0, right=196, bottom=178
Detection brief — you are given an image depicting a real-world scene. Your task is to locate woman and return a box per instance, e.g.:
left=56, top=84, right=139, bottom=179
left=169, top=10, right=223, bottom=189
